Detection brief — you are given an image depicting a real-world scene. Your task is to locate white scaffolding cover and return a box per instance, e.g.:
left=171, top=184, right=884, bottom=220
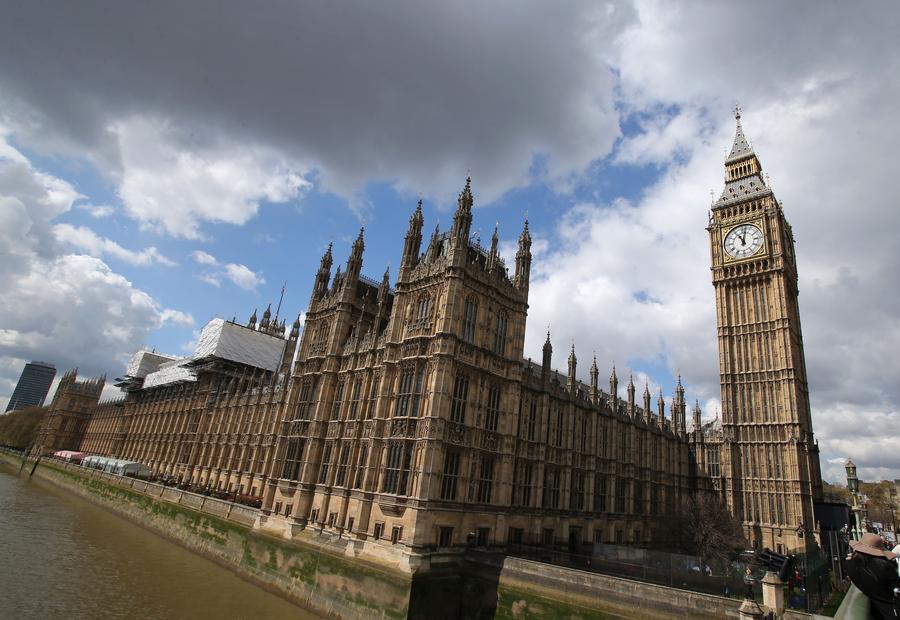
left=192, top=318, right=285, bottom=372
left=125, top=350, right=180, bottom=379
left=142, top=359, right=196, bottom=389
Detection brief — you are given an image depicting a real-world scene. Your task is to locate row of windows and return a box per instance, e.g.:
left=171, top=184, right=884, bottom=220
left=451, top=374, right=502, bottom=430
left=461, top=298, right=509, bottom=356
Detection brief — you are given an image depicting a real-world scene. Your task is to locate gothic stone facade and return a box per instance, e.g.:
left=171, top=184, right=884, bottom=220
left=45, top=114, right=823, bottom=567
left=260, top=184, right=692, bottom=568
left=704, top=109, right=823, bottom=553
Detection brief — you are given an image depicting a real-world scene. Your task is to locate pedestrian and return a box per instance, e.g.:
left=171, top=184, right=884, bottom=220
left=846, top=532, right=900, bottom=620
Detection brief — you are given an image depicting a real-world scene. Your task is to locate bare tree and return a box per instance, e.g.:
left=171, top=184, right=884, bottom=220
left=670, top=493, right=747, bottom=565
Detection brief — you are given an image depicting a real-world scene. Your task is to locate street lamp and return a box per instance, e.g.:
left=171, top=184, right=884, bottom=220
left=845, top=458, right=862, bottom=541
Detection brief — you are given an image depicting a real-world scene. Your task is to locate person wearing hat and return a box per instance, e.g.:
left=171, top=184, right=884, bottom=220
left=847, top=532, right=900, bottom=619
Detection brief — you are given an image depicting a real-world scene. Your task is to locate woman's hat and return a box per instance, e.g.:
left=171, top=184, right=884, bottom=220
left=850, top=533, right=898, bottom=560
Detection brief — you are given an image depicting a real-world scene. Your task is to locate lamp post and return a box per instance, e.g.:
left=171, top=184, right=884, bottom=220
left=845, top=458, right=862, bottom=541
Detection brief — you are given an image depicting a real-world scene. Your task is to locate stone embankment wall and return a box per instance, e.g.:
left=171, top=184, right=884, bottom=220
left=494, top=554, right=741, bottom=619
left=1, top=450, right=814, bottom=620
left=0, top=451, right=410, bottom=620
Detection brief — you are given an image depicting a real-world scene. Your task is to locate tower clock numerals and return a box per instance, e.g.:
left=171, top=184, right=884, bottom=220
left=724, top=223, right=763, bottom=259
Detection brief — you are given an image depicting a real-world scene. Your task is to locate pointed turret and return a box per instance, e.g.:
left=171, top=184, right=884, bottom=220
left=280, top=313, right=303, bottom=377
left=378, top=266, right=390, bottom=302
left=450, top=176, right=473, bottom=249
left=609, top=365, right=619, bottom=414
left=515, top=219, right=532, bottom=290
left=542, top=330, right=552, bottom=379
left=589, top=355, right=599, bottom=405
left=727, top=105, right=753, bottom=162
left=260, top=304, right=272, bottom=332
left=674, top=375, right=686, bottom=435
left=331, top=264, right=343, bottom=293
left=693, top=400, right=702, bottom=434
left=344, top=228, right=365, bottom=287
left=401, top=200, right=424, bottom=276
left=372, top=266, right=391, bottom=337
left=643, top=383, right=652, bottom=426
left=717, top=105, right=768, bottom=205
left=657, top=389, right=666, bottom=430
left=567, top=344, right=577, bottom=394
left=426, top=223, right=442, bottom=261
left=310, top=243, right=333, bottom=305
left=627, top=374, right=636, bottom=417
left=488, top=221, right=500, bottom=271
left=247, top=308, right=258, bottom=330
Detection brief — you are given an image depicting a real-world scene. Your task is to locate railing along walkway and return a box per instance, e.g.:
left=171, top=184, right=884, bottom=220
left=1, top=448, right=260, bottom=527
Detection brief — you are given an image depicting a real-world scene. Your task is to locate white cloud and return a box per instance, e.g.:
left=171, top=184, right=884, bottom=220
left=53, top=223, right=176, bottom=267
left=158, top=308, right=195, bottom=327
left=523, top=0, right=900, bottom=481
left=224, top=263, right=265, bottom=291
left=191, top=250, right=218, bottom=266
left=197, top=273, right=221, bottom=288
left=0, top=133, right=194, bottom=404
left=190, top=249, right=263, bottom=291
left=113, top=116, right=310, bottom=238
left=0, top=2, right=631, bottom=217
left=76, top=203, right=114, bottom=218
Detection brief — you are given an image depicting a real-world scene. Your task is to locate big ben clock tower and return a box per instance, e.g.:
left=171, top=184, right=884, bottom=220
left=708, top=107, right=823, bottom=553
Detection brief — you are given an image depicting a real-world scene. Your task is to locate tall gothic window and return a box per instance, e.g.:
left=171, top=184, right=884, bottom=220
left=493, top=313, right=507, bottom=355
left=526, top=399, right=537, bottom=441
left=295, top=378, right=317, bottom=420
left=451, top=375, right=469, bottom=423
left=352, top=444, right=369, bottom=490
left=633, top=481, right=644, bottom=514
left=485, top=384, right=500, bottom=432
left=331, top=379, right=345, bottom=420
left=461, top=298, right=478, bottom=343
left=417, top=296, right=432, bottom=321
left=318, top=443, right=334, bottom=484
left=395, top=367, right=424, bottom=418
left=364, top=374, right=378, bottom=419
left=334, top=443, right=352, bottom=487
left=571, top=470, right=585, bottom=511
left=593, top=475, right=606, bottom=512
left=512, top=461, right=533, bottom=507
left=440, top=449, right=461, bottom=500
left=476, top=455, right=495, bottom=504
left=382, top=442, right=414, bottom=496
left=543, top=466, right=561, bottom=509
left=281, top=438, right=305, bottom=480
left=347, top=377, right=362, bottom=420
left=615, top=478, right=627, bottom=513
left=554, top=407, right=564, bottom=447
left=706, top=446, right=720, bottom=477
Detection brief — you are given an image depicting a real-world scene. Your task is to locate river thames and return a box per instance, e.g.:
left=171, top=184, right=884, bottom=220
left=0, top=463, right=319, bottom=619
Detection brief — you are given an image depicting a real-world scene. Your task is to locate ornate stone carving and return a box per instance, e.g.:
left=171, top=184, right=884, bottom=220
left=363, top=420, right=375, bottom=438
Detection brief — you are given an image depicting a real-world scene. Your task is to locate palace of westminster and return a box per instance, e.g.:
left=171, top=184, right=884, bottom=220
left=35, top=111, right=823, bottom=566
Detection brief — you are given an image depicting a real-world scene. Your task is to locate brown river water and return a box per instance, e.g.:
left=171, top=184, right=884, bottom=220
left=0, top=463, right=320, bottom=619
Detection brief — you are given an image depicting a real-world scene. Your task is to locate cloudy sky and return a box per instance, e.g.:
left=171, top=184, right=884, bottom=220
left=1, top=1, right=898, bottom=483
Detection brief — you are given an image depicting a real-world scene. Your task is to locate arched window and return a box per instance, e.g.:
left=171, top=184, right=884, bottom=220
left=493, top=312, right=508, bottom=355
left=461, top=297, right=478, bottom=343
left=416, top=296, right=432, bottom=321
left=395, top=367, right=424, bottom=418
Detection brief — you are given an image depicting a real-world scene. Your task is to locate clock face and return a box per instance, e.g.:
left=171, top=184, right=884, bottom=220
left=724, top=223, right=763, bottom=259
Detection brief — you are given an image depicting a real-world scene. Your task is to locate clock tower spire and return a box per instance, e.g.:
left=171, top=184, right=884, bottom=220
left=708, top=108, right=822, bottom=553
